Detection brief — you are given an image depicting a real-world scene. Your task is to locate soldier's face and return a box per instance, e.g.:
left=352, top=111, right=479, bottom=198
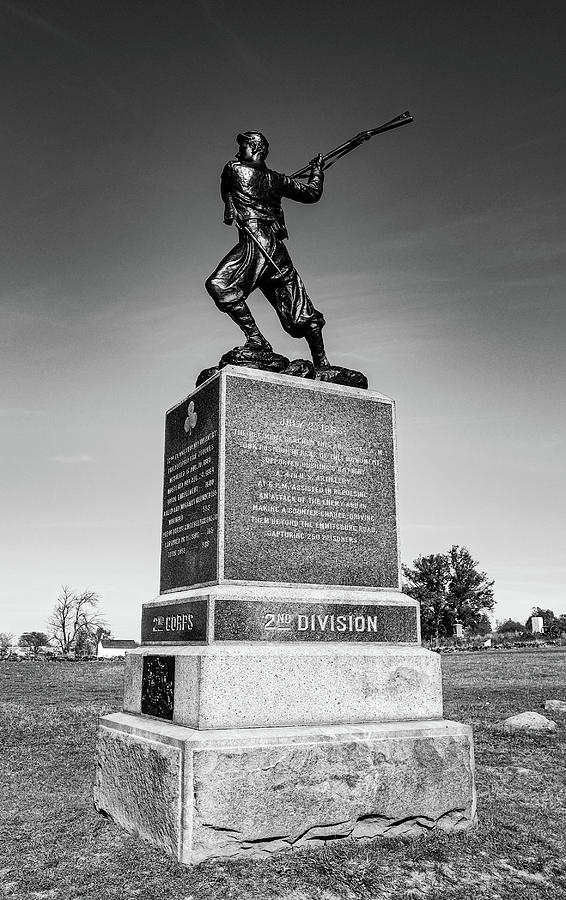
left=237, top=139, right=254, bottom=162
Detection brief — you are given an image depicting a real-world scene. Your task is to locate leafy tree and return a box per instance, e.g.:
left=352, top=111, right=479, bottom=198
left=47, top=586, right=107, bottom=655
left=446, top=545, right=495, bottom=627
left=497, top=618, right=526, bottom=634
left=0, top=633, right=13, bottom=659
left=469, top=613, right=492, bottom=636
left=18, top=632, right=50, bottom=657
left=401, top=553, right=450, bottom=645
left=403, top=545, right=495, bottom=645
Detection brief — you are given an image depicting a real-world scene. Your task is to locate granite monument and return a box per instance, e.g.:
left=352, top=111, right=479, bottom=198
left=94, top=118, right=476, bottom=864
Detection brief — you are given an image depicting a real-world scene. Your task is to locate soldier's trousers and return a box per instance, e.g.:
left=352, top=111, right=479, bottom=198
left=205, top=222, right=325, bottom=338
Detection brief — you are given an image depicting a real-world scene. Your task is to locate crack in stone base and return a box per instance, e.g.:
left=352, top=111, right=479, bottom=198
left=197, top=807, right=474, bottom=860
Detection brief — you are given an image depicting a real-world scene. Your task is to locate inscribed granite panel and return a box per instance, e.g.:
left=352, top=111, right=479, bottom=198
left=160, top=378, right=220, bottom=591
left=213, top=598, right=417, bottom=642
left=223, top=374, right=398, bottom=587
left=141, top=598, right=209, bottom=643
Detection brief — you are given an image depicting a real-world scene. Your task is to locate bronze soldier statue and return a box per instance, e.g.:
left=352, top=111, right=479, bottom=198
left=200, top=115, right=412, bottom=388
left=205, top=132, right=330, bottom=368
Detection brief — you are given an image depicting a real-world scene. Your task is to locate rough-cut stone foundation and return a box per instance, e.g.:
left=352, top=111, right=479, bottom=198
left=95, top=714, right=476, bottom=865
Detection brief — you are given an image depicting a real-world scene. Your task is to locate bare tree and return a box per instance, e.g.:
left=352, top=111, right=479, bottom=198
left=47, top=586, right=107, bottom=655
left=0, top=633, right=13, bottom=659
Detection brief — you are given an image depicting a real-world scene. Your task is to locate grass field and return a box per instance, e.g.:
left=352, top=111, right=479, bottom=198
left=1, top=650, right=565, bottom=899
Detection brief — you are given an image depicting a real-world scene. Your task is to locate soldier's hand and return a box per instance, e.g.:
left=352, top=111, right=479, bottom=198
left=310, top=153, right=325, bottom=171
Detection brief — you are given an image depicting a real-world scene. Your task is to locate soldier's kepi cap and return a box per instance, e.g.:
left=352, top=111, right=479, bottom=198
left=237, top=131, right=269, bottom=154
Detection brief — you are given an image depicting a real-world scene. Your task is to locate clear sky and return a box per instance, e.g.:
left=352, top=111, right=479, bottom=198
left=2, top=0, right=565, bottom=638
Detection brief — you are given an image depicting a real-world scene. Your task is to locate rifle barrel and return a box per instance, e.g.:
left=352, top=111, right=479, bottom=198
left=290, top=111, right=413, bottom=179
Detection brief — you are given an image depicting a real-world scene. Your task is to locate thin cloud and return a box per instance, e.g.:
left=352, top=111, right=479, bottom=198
left=0, top=0, right=84, bottom=48
left=0, top=407, right=45, bottom=417
left=50, top=454, right=95, bottom=464
left=195, top=0, right=263, bottom=73
left=22, top=520, right=129, bottom=530
left=0, top=0, right=139, bottom=117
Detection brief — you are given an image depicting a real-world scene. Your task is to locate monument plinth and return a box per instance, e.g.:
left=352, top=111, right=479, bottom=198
left=159, top=365, right=398, bottom=591
left=94, top=368, right=476, bottom=863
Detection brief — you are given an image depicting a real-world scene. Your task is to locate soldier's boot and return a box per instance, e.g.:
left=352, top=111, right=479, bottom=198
left=306, top=324, right=330, bottom=368
left=226, top=300, right=272, bottom=354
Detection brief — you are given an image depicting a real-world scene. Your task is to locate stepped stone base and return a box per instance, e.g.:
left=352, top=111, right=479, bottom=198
left=125, top=643, right=443, bottom=729
left=94, top=714, right=476, bottom=865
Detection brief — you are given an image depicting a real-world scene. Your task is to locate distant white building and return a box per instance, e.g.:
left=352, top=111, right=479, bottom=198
left=531, top=616, right=544, bottom=634
left=97, top=638, right=138, bottom=658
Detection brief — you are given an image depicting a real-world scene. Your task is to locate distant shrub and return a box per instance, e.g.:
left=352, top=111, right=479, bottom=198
left=497, top=619, right=526, bottom=635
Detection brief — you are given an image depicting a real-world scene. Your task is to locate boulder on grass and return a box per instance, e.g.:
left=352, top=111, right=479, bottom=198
left=502, top=711, right=556, bottom=733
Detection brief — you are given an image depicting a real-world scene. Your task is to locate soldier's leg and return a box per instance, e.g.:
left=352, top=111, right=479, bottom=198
left=205, top=242, right=272, bottom=352
left=260, top=242, right=330, bottom=367
left=221, top=299, right=272, bottom=353
left=304, top=320, right=330, bottom=368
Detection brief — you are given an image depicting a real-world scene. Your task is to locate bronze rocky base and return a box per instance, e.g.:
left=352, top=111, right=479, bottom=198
left=196, top=349, right=367, bottom=390
left=283, top=358, right=315, bottom=378
left=314, top=365, right=368, bottom=390
left=220, top=346, right=290, bottom=370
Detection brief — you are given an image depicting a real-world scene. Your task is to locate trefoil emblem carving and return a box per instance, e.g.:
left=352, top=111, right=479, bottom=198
left=184, top=401, right=197, bottom=436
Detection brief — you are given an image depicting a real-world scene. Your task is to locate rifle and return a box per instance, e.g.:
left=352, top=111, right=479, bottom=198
left=227, top=112, right=413, bottom=278
left=290, top=111, right=413, bottom=179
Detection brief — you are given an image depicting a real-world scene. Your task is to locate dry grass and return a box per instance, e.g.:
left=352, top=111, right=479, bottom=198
left=1, top=650, right=565, bottom=899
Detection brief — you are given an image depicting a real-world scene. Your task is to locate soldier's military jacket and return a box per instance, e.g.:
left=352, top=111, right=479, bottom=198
left=221, top=159, right=324, bottom=239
